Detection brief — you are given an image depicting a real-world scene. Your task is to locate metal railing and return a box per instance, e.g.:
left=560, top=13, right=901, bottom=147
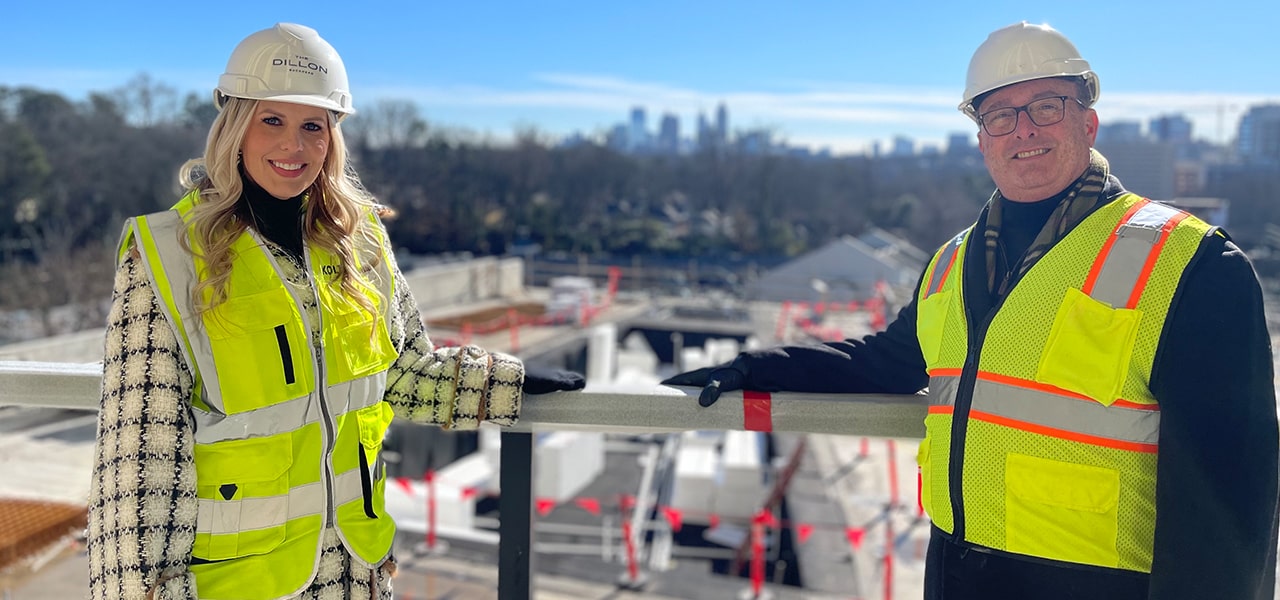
left=0, top=359, right=927, bottom=599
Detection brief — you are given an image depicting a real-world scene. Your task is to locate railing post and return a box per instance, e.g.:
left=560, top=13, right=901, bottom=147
left=498, top=430, right=535, bottom=600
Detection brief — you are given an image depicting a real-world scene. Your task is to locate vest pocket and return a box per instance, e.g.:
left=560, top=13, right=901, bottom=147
left=193, top=435, right=293, bottom=560
left=1035, top=287, right=1141, bottom=406
left=916, top=290, right=952, bottom=368
left=205, top=288, right=310, bottom=412
left=356, top=402, right=394, bottom=519
left=1005, top=453, right=1120, bottom=567
left=323, top=294, right=397, bottom=384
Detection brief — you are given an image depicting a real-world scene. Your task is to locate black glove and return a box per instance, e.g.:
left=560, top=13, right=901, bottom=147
left=522, top=365, right=586, bottom=395
left=661, top=356, right=748, bottom=407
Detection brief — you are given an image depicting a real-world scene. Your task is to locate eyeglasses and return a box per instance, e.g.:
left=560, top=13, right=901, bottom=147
left=977, top=96, right=1084, bottom=137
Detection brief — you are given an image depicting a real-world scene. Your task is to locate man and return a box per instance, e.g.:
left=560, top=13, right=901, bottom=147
left=665, top=22, right=1279, bottom=599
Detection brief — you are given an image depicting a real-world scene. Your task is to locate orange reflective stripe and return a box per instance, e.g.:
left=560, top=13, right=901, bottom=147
left=1082, top=199, right=1149, bottom=296
left=1127, top=211, right=1188, bottom=309
left=928, top=371, right=1160, bottom=447
left=970, top=377, right=1159, bottom=446
left=970, top=409, right=1158, bottom=453
left=975, top=371, right=1156, bottom=411
left=1084, top=199, right=1189, bottom=310
left=926, top=234, right=964, bottom=297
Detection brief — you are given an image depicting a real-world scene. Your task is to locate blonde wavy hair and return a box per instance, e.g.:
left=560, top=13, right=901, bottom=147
left=178, top=96, right=385, bottom=323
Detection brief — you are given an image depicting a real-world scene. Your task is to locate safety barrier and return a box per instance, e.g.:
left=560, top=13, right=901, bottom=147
left=0, top=360, right=927, bottom=598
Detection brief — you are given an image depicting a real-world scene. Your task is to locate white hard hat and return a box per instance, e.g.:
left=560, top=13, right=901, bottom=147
left=215, top=23, right=355, bottom=121
left=959, top=22, right=1099, bottom=123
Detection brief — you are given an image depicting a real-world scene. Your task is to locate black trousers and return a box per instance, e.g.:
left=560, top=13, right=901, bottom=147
left=923, top=526, right=1149, bottom=600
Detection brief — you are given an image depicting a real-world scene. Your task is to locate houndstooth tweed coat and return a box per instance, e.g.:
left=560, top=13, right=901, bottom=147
left=88, top=234, right=525, bottom=600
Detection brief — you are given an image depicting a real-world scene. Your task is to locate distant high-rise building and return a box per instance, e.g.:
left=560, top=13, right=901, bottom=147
left=1150, top=114, right=1193, bottom=144
left=1097, top=121, right=1144, bottom=145
left=716, top=102, right=729, bottom=144
left=891, top=136, right=914, bottom=157
left=696, top=112, right=712, bottom=150
left=629, top=106, right=648, bottom=151
left=658, top=113, right=680, bottom=155
left=739, top=130, right=771, bottom=154
left=946, top=131, right=979, bottom=159
left=1236, top=104, right=1280, bottom=164
left=606, top=124, right=629, bottom=152
left=1096, top=139, right=1177, bottom=200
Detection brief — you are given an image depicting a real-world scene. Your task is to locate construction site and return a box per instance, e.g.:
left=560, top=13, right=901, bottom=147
left=1, top=245, right=1278, bottom=600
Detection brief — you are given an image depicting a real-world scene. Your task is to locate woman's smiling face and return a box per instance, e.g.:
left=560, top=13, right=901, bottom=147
left=240, top=100, right=331, bottom=199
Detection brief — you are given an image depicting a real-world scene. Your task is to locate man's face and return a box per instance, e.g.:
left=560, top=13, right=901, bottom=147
left=976, top=78, right=1098, bottom=202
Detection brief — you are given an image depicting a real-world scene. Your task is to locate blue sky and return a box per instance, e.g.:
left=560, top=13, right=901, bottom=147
left=3, top=1, right=1277, bottom=155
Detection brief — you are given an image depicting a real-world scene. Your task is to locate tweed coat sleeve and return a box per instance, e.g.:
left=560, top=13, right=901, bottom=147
left=379, top=247, right=526, bottom=430
left=88, top=250, right=200, bottom=600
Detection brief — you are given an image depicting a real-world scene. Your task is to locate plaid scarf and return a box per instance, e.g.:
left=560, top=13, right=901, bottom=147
left=983, top=148, right=1111, bottom=295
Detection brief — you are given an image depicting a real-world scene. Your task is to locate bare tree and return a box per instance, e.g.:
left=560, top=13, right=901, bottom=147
left=344, top=99, right=429, bottom=149
left=115, top=73, right=180, bottom=127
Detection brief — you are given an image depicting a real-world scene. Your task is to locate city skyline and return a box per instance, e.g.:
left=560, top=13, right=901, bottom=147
left=572, top=100, right=1280, bottom=158
left=2, top=1, right=1278, bottom=154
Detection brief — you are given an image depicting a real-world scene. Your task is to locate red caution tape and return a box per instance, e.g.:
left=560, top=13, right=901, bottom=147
left=661, top=506, right=684, bottom=532
left=750, top=513, right=766, bottom=595
left=753, top=510, right=778, bottom=528
left=574, top=497, right=601, bottom=516
left=621, top=519, right=640, bottom=583
left=743, top=391, right=773, bottom=432
left=916, top=471, right=924, bottom=517
left=426, top=471, right=437, bottom=550
left=846, top=526, right=865, bottom=550
left=394, top=477, right=412, bottom=495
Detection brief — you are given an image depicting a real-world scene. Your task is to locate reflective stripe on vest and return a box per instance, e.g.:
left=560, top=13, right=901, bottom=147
left=195, top=469, right=367, bottom=535
left=1084, top=200, right=1189, bottom=310
left=929, top=370, right=1160, bottom=452
left=915, top=193, right=1212, bottom=572
left=185, top=372, right=389, bottom=444
left=924, top=232, right=965, bottom=298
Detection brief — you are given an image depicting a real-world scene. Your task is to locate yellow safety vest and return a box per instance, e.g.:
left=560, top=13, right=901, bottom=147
left=121, top=190, right=400, bottom=600
left=915, top=193, right=1212, bottom=572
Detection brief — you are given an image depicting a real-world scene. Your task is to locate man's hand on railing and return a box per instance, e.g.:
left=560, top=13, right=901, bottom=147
left=522, top=365, right=586, bottom=395
left=661, top=356, right=749, bottom=407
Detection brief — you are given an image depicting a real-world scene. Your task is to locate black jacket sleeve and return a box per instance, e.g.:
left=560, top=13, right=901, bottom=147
left=741, top=270, right=931, bottom=395
left=1147, top=232, right=1279, bottom=600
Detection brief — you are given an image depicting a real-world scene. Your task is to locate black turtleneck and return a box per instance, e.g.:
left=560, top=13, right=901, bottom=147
left=997, top=186, right=1072, bottom=273
left=234, top=172, right=306, bottom=260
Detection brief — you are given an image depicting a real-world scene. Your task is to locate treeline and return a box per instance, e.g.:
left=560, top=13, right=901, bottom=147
left=0, top=78, right=998, bottom=338
left=5, top=77, right=1277, bottom=338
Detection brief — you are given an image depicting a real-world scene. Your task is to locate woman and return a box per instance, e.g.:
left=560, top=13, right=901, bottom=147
left=87, top=23, right=581, bottom=600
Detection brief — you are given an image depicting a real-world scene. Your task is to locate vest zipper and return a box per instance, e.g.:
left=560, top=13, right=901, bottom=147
left=948, top=270, right=1006, bottom=544
left=949, top=321, right=981, bottom=543
left=301, top=245, right=339, bottom=529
